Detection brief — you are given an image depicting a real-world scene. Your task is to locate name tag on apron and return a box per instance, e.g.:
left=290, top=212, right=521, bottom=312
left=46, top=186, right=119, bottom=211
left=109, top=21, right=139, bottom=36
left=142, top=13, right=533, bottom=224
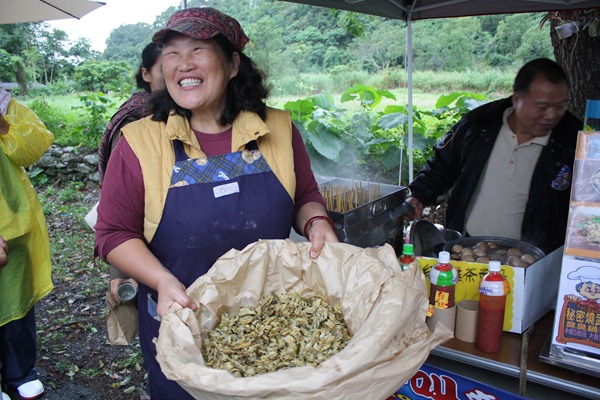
left=213, top=182, right=240, bottom=198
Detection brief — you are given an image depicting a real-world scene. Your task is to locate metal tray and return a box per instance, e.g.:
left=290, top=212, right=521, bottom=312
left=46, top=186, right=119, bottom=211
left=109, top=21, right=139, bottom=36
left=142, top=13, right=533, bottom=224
left=317, top=177, right=407, bottom=249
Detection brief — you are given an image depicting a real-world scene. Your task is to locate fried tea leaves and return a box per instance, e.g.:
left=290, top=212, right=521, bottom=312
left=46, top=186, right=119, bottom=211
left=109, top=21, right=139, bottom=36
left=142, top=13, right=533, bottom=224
left=203, top=292, right=351, bottom=377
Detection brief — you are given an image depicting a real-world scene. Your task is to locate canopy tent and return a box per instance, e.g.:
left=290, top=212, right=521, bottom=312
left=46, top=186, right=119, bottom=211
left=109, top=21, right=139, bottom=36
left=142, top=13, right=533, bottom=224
left=0, top=0, right=105, bottom=24
left=279, top=0, right=598, bottom=184
left=279, top=0, right=598, bottom=21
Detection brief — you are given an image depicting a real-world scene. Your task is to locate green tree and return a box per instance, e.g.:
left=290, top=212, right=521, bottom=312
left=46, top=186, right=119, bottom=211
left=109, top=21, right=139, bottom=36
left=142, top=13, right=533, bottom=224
left=437, top=17, right=480, bottom=70
left=73, top=61, right=132, bottom=93
left=490, top=14, right=542, bottom=66
left=38, top=27, right=70, bottom=83
left=515, top=25, right=553, bottom=63
left=0, top=23, right=38, bottom=92
left=413, top=19, right=445, bottom=70
left=69, top=37, right=99, bottom=65
left=244, top=17, right=285, bottom=78
left=350, top=20, right=406, bottom=71
left=103, top=23, right=154, bottom=67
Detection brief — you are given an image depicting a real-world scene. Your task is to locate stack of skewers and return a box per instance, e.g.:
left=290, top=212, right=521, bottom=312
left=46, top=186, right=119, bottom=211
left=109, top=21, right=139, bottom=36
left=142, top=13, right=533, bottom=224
left=320, top=181, right=381, bottom=213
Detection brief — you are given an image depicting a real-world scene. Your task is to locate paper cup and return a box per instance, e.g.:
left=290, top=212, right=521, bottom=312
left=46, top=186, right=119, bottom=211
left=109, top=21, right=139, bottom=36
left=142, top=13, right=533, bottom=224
left=426, top=305, right=456, bottom=333
left=455, top=300, right=479, bottom=342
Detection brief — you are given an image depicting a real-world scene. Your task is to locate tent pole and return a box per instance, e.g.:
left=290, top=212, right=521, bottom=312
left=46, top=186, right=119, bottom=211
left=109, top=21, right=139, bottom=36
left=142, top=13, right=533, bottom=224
left=406, top=13, right=414, bottom=186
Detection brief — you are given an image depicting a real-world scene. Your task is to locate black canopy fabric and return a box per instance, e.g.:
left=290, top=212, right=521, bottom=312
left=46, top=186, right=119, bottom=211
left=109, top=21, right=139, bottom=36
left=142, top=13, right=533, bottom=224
left=279, top=0, right=599, bottom=21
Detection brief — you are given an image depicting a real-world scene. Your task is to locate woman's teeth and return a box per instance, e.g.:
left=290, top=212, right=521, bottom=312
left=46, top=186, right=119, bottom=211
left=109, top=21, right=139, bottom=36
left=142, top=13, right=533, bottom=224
left=179, top=78, right=203, bottom=87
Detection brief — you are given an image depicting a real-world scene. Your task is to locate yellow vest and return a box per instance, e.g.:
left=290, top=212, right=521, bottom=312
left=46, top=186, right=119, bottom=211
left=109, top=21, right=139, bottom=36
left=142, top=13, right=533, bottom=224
left=122, top=107, right=296, bottom=242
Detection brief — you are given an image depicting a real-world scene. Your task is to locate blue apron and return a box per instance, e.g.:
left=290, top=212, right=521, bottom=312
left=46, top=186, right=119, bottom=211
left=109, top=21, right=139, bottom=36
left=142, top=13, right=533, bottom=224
left=139, top=140, right=295, bottom=399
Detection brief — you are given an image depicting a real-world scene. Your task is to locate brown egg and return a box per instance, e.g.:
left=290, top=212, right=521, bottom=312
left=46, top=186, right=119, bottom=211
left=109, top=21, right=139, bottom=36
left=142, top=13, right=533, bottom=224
left=507, top=247, right=524, bottom=257
left=451, top=244, right=464, bottom=253
left=521, top=253, right=536, bottom=265
left=507, top=255, right=527, bottom=267
left=476, top=257, right=490, bottom=264
left=461, top=247, right=474, bottom=257
left=489, top=252, right=506, bottom=263
left=473, top=247, right=488, bottom=257
left=461, top=255, right=476, bottom=262
left=474, top=242, right=489, bottom=252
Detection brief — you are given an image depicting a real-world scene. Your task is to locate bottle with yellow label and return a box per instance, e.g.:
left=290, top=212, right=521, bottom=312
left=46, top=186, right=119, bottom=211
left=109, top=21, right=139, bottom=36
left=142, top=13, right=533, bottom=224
left=428, top=251, right=458, bottom=310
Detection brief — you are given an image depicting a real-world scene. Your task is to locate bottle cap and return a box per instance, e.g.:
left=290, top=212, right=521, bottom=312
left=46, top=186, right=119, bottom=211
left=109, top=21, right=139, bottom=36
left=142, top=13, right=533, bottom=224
left=489, top=260, right=501, bottom=272
left=402, top=243, right=414, bottom=255
left=438, top=251, right=450, bottom=263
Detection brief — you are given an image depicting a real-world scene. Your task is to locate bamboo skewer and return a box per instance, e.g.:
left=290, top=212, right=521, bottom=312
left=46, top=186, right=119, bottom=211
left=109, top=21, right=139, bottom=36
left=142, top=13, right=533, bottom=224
left=320, top=181, right=381, bottom=213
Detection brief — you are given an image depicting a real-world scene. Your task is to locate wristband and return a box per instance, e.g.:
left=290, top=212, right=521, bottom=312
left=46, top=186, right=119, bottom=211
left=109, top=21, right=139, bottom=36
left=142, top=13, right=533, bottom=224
left=303, top=215, right=334, bottom=238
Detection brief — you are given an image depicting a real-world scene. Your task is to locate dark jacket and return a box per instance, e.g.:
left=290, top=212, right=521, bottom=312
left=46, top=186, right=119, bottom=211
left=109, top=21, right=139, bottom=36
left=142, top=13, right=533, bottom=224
left=409, top=97, right=582, bottom=254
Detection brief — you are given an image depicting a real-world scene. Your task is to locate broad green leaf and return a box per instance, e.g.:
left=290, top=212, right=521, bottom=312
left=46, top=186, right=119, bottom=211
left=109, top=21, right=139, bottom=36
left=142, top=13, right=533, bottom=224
left=306, top=125, right=344, bottom=162
left=378, top=112, right=409, bottom=129
left=435, top=92, right=465, bottom=108
left=283, top=99, right=314, bottom=114
left=382, top=145, right=401, bottom=170
left=312, top=94, right=336, bottom=110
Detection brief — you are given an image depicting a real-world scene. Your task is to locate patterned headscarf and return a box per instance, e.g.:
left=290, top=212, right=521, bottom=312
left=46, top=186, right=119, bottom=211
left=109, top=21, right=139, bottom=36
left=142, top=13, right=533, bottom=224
left=152, top=7, right=249, bottom=51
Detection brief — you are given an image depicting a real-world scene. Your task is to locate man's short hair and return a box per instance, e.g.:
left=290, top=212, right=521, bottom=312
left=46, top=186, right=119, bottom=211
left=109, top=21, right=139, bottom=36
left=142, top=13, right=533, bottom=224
left=513, top=58, right=568, bottom=94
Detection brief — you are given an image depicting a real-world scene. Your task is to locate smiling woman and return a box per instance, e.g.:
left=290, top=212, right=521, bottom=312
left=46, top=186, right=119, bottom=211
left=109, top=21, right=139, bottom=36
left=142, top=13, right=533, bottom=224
left=94, top=7, right=339, bottom=399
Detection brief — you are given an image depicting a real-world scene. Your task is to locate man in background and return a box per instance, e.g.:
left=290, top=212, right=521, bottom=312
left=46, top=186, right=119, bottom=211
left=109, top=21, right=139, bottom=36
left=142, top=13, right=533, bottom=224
left=405, top=58, right=581, bottom=254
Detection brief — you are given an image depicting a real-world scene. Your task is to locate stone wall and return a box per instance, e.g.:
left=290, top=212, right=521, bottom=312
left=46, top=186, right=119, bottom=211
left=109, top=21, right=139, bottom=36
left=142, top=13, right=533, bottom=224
left=34, top=145, right=100, bottom=187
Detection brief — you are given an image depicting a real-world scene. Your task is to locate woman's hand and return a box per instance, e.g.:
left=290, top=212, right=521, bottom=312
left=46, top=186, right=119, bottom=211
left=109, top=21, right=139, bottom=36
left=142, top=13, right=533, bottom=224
left=155, top=274, right=198, bottom=317
left=109, top=277, right=138, bottom=305
left=0, top=235, right=8, bottom=268
left=297, top=202, right=339, bottom=259
left=306, top=219, right=338, bottom=258
left=106, top=238, right=198, bottom=316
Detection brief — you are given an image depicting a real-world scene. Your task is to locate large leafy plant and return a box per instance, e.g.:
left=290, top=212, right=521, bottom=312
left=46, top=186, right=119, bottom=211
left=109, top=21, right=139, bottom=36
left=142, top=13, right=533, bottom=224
left=285, top=85, right=489, bottom=185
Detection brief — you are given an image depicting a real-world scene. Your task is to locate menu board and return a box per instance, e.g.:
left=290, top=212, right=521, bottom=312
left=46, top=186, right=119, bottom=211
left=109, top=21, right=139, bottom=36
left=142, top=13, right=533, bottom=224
left=564, top=131, right=600, bottom=258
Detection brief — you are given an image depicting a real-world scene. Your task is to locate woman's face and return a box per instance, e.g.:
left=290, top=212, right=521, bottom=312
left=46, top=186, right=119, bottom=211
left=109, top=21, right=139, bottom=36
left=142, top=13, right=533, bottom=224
left=142, top=58, right=165, bottom=93
left=162, top=34, right=239, bottom=115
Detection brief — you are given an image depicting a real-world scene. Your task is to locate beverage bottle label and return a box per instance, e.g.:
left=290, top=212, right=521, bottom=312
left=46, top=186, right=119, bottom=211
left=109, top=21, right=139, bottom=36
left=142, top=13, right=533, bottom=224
left=428, top=252, right=458, bottom=309
left=479, top=273, right=509, bottom=296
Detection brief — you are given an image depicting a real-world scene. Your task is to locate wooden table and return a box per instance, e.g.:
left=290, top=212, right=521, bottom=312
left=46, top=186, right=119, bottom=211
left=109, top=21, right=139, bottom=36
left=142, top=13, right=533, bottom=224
left=430, top=311, right=600, bottom=399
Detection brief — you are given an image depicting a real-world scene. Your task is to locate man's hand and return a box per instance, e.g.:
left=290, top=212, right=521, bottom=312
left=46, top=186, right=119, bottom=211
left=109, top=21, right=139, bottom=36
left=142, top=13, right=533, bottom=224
left=403, top=197, right=424, bottom=221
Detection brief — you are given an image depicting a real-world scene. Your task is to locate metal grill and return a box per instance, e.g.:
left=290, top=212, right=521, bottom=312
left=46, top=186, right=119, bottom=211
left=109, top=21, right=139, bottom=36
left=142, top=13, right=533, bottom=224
left=318, top=177, right=408, bottom=250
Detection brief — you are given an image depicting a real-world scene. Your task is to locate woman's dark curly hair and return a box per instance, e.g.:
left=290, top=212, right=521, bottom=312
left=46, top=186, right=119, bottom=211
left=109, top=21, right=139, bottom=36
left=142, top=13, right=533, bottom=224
left=150, top=33, right=270, bottom=125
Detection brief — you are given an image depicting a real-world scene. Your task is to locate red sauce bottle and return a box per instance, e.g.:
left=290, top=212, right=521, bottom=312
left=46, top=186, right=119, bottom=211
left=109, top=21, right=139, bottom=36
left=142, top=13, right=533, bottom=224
left=476, top=260, right=510, bottom=353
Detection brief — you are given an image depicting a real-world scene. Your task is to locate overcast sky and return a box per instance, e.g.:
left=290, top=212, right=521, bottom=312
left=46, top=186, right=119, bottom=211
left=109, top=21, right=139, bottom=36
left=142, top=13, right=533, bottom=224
left=48, top=0, right=182, bottom=52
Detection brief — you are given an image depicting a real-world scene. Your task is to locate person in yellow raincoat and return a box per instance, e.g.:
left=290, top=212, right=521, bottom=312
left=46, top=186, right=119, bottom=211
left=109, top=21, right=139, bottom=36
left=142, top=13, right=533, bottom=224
left=0, top=89, right=53, bottom=400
